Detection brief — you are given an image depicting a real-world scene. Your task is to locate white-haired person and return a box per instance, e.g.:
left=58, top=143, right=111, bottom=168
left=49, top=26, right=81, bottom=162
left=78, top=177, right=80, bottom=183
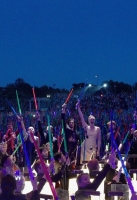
left=76, top=101, right=101, bottom=164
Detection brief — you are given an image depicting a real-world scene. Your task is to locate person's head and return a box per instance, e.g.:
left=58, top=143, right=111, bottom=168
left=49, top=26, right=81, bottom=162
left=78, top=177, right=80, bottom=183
left=28, top=126, right=35, bottom=134
left=87, top=159, right=99, bottom=172
left=0, top=142, right=7, bottom=154
left=1, top=155, right=14, bottom=168
left=45, top=142, right=52, bottom=151
left=1, top=174, right=16, bottom=194
left=76, top=173, right=90, bottom=188
left=133, top=130, right=137, bottom=138
left=68, top=118, right=75, bottom=129
left=39, top=144, right=49, bottom=157
left=54, top=152, right=66, bottom=164
left=15, top=175, right=25, bottom=193
left=7, top=122, right=13, bottom=132
left=88, top=115, right=95, bottom=126
left=131, top=127, right=135, bottom=133
left=46, top=125, right=53, bottom=133
left=107, top=121, right=116, bottom=131
left=33, top=160, right=44, bottom=175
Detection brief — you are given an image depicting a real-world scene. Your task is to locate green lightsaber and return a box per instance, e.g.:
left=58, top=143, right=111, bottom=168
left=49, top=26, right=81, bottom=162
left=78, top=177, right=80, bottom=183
left=16, top=90, right=22, bottom=115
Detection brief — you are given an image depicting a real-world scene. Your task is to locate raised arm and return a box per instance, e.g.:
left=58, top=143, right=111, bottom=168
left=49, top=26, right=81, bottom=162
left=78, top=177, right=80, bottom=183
left=17, top=115, right=28, bottom=140
left=76, top=101, right=87, bottom=129
left=36, top=111, right=48, bottom=145
left=61, top=103, right=67, bottom=130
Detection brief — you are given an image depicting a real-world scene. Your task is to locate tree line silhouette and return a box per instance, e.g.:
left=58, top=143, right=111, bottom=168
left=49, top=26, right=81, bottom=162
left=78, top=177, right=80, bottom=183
left=0, top=78, right=137, bottom=112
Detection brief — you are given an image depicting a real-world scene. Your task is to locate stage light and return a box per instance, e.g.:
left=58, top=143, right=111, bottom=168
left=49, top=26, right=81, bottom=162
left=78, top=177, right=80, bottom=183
left=103, top=83, right=107, bottom=88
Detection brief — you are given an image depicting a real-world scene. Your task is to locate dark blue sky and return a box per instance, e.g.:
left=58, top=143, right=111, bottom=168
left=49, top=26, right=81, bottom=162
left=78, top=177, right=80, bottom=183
left=0, top=0, right=137, bottom=89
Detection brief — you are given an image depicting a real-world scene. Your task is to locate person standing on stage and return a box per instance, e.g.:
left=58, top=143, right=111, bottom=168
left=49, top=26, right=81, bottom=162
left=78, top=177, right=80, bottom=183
left=36, top=112, right=58, bottom=155
left=106, top=121, right=122, bottom=153
left=61, top=103, right=79, bottom=161
left=76, top=102, right=101, bottom=164
left=17, top=116, right=39, bottom=172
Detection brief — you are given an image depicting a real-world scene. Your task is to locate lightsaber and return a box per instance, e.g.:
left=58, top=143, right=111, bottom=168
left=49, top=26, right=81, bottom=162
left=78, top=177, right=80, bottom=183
left=65, top=88, right=73, bottom=104
left=47, top=115, right=54, bottom=159
left=16, top=90, right=22, bottom=115
left=6, top=98, right=18, bottom=116
left=12, top=141, right=22, bottom=156
left=6, top=98, right=34, bottom=180
left=111, top=127, right=135, bottom=194
left=122, top=131, right=130, bottom=145
left=61, top=120, right=68, bottom=153
left=29, top=131, right=58, bottom=200
left=32, top=87, right=38, bottom=110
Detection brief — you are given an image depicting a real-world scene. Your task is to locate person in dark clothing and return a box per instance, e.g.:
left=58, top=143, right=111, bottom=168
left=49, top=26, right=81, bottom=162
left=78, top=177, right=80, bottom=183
left=36, top=112, right=58, bottom=154
left=17, top=116, right=39, bottom=171
left=105, top=121, right=122, bottom=153
left=75, top=151, right=117, bottom=200
left=0, top=174, right=40, bottom=200
left=104, top=158, right=128, bottom=200
left=33, top=158, right=63, bottom=184
left=61, top=103, right=79, bottom=162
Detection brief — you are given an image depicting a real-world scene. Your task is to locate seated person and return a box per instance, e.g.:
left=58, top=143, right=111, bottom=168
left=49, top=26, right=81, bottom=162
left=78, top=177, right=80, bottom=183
left=0, top=174, right=40, bottom=200
left=15, top=173, right=47, bottom=200
left=75, top=152, right=117, bottom=200
left=0, top=155, right=20, bottom=184
left=33, top=159, right=63, bottom=183
left=104, top=159, right=128, bottom=200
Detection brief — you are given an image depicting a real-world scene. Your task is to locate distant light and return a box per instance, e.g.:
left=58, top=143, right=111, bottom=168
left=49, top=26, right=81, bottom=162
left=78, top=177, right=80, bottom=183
left=88, top=84, right=92, bottom=87
left=33, top=114, right=35, bottom=118
left=103, top=83, right=107, bottom=88
left=101, top=94, right=103, bottom=97
left=47, top=94, right=50, bottom=98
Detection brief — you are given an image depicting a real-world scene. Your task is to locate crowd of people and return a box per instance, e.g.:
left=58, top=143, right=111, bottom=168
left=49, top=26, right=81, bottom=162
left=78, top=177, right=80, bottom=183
left=0, top=91, right=137, bottom=199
